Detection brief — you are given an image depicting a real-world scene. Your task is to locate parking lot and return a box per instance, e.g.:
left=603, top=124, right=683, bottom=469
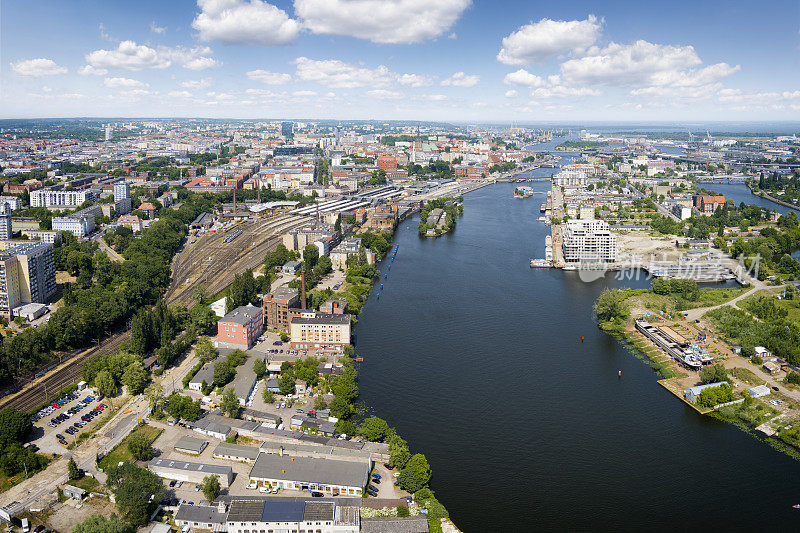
left=29, top=389, right=107, bottom=454
left=315, top=270, right=347, bottom=292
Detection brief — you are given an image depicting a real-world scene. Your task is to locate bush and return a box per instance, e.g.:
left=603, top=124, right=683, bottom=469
left=696, top=383, right=734, bottom=408
left=127, top=431, right=154, bottom=461
left=787, top=372, right=800, bottom=385
left=397, top=506, right=410, bottom=517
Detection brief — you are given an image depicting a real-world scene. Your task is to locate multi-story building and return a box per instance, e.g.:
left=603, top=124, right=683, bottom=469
left=52, top=215, right=95, bottom=237
left=0, top=241, right=56, bottom=317
left=290, top=311, right=351, bottom=351
left=262, top=286, right=300, bottom=333
left=30, top=187, right=99, bottom=208
left=553, top=169, right=587, bottom=187
left=693, top=194, right=726, bottom=214
left=562, top=219, right=617, bottom=264
left=0, top=204, right=11, bottom=240
left=0, top=196, right=22, bottom=211
left=217, top=304, right=264, bottom=349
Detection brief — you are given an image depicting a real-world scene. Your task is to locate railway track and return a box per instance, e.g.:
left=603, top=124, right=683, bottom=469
left=166, top=214, right=308, bottom=306
left=0, top=331, right=129, bottom=413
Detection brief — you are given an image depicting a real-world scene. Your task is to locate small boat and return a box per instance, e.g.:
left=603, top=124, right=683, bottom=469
left=530, top=259, right=553, bottom=268
left=353, top=357, right=364, bottom=362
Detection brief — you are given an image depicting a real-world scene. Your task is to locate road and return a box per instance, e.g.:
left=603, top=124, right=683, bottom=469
left=1, top=348, right=198, bottom=516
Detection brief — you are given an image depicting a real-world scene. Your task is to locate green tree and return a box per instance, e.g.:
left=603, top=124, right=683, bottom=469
left=200, top=474, right=221, bottom=502
left=95, top=369, right=117, bottom=398
left=144, top=380, right=164, bottom=414
left=253, top=358, right=266, bottom=378
left=388, top=434, right=411, bottom=470
left=263, top=387, right=274, bottom=403
left=221, top=387, right=240, bottom=418
left=279, top=373, right=295, bottom=395
left=313, top=395, right=327, bottom=411
left=195, top=335, right=216, bottom=363
left=213, top=360, right=234, bottom=387
left=303, top=244, right=319, bottom=270
left=358, top=416, right=390, bottom=442
left=122, top=361, right=148, bottom=395
left=398, top=453, right=431, bottom=493
left=190, top=303, right=218, bottom=332
left=68, top=457, right=81, bottom=480
left=105, top=462, right=165, bottom=527
left=699, top=363, right=728, bottom=384
left=397, top=505, right=410, bottom=517
left=127, top=431, right=154, bottom=461
left=226, top=349, right=247, bottom=367
left=74, top=514, right=134, bottom=533
left=0, top=408, right=32, bottom=450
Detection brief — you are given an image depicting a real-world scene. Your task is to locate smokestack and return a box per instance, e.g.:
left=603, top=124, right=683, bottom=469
left=301, top=270, right=307, bottom=309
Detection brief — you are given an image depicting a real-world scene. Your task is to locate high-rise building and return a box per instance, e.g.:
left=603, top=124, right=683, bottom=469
left=0, top=242, right=56, bottom=316
left=113, top=181, right=129, bottom=200
left=104, top=124, right=111, bottom=141
left=0, top=204, right=11, bottom=240
left=562, top=219, right=617, bottom=264
left=281, top=121, right=293, bottom=139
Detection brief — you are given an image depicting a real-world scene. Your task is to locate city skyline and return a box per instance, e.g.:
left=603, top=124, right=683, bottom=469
left=2, top=0, right=799, bottom=121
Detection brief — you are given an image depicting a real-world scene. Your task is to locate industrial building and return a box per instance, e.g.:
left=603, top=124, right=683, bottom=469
left=290, top=311, right=352, bottom=351
left=262, top=286, right=300, bottom=333
left=248, top=452, right=370, bottom=496
left=174, top=435, right=209, bottom=455
left=148, top=458, right=234, bottom=488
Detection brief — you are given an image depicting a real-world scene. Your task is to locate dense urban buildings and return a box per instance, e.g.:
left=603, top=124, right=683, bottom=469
left=0, top=241, right=56, bottom=317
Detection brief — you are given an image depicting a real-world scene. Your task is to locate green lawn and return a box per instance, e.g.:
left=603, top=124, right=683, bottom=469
left=69, top=474, right=105, bottom=493
left=98, top=424, right=163, bottom=471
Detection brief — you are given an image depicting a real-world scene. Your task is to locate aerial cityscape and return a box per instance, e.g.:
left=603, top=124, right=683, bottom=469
left=1, top=1, right=799, bottom=532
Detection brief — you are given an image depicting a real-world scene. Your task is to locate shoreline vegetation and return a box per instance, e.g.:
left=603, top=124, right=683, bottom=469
left=418, top=197, right=463, bottom=238
left=594, top=280, right=800, bottom=458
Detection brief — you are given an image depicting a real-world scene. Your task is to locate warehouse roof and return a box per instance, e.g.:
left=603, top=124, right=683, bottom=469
left=220, top=304, right=262, bottom=325
left=361, top=516, right=429, bottom=533
left=174, top=435, right=208, bottom=454
left=248, top=453, right=369, bottom=488
left=175, top=504, right=227, bottom=525
left=149, top=458, right=232, bottom=476
left=303, top=501, right=335, bottom=521
left=213, top=442, right=261, bottom=461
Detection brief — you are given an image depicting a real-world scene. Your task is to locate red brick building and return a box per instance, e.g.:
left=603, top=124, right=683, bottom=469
left=217, top=305, right=264, bottom=349
left=376, top=156, right=397, bottom=171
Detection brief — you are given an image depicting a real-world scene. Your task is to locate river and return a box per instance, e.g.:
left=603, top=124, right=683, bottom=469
left=353, top=177, right=800, bottom=531
left=698, top=181, right=796, bottom=216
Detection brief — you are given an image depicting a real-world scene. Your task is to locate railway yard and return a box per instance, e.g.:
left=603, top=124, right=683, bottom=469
left=166, top=213, right=308, bottom=305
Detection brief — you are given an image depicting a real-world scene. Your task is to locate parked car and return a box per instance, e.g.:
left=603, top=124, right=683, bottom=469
left=169, top=480, right=176, bottom=487
left=311, top=491, right=324, bottom=497
left=259, top=486, right=269, bottom=493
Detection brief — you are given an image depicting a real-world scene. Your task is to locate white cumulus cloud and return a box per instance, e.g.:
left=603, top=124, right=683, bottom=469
left=247, top=70, right=292, bottom=84
left=180, top=78, right=214, bottom=89
left=294, top=57, right=404, bottom=88
left=366, top=89, right=403, bottom=99
left=104, top=77, right=149, bottom=89
left=441, top=72, right=479, bottom=87
left=79, top=65, right=108, bottom=76
left=560, top=40, right=703, bottom=87
left=11, top=58, right=67, bottom=77
left=398, top=74, right=434, bottom=87
left=497, top=15, right=602, bottom=65
left=503, top=69, right=545, bottom=87
left=193, top=0, right=300, bottom=46
left=85, top=41, right=219, bottom=71
left=505, top=90, right=518, bottom=98
left=150, top=22, right=167, bottom=34
left=295, top=0, right=470, bottom=44
left=530, top=86, right=600, bottom=99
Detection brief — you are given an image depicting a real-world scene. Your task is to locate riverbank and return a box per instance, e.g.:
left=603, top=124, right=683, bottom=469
left=595, top=283, right=800, bottom=460
left=747, top=181, right=800, bottom=212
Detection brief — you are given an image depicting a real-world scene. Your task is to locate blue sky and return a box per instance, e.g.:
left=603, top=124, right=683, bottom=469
left=1, top=0, right=798, bottom=122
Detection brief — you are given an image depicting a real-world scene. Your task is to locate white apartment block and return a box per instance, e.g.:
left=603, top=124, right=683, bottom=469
left=30, top=188, right=98, bottom=208
left=562, top=219, right=617, bottom=264
left=553, top=169, right=587, bottom=187
left=0, top=196, right=22, bottom=211
left=52, top=215, right=95, bottom=237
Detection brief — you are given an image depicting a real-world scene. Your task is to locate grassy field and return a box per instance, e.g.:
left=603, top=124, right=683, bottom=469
left=735, top=288, right=800, bottom=324
left=730, top=367, right=761, bottom=385
left=98, top=424, right=163, bottom=470
left=69, top=474, right=105, bottom=493
left=631, top=286, right=750, bottom=316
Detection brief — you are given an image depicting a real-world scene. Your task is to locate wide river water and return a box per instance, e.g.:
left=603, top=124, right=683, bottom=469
left=353, top=176, right=800, bottom=531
